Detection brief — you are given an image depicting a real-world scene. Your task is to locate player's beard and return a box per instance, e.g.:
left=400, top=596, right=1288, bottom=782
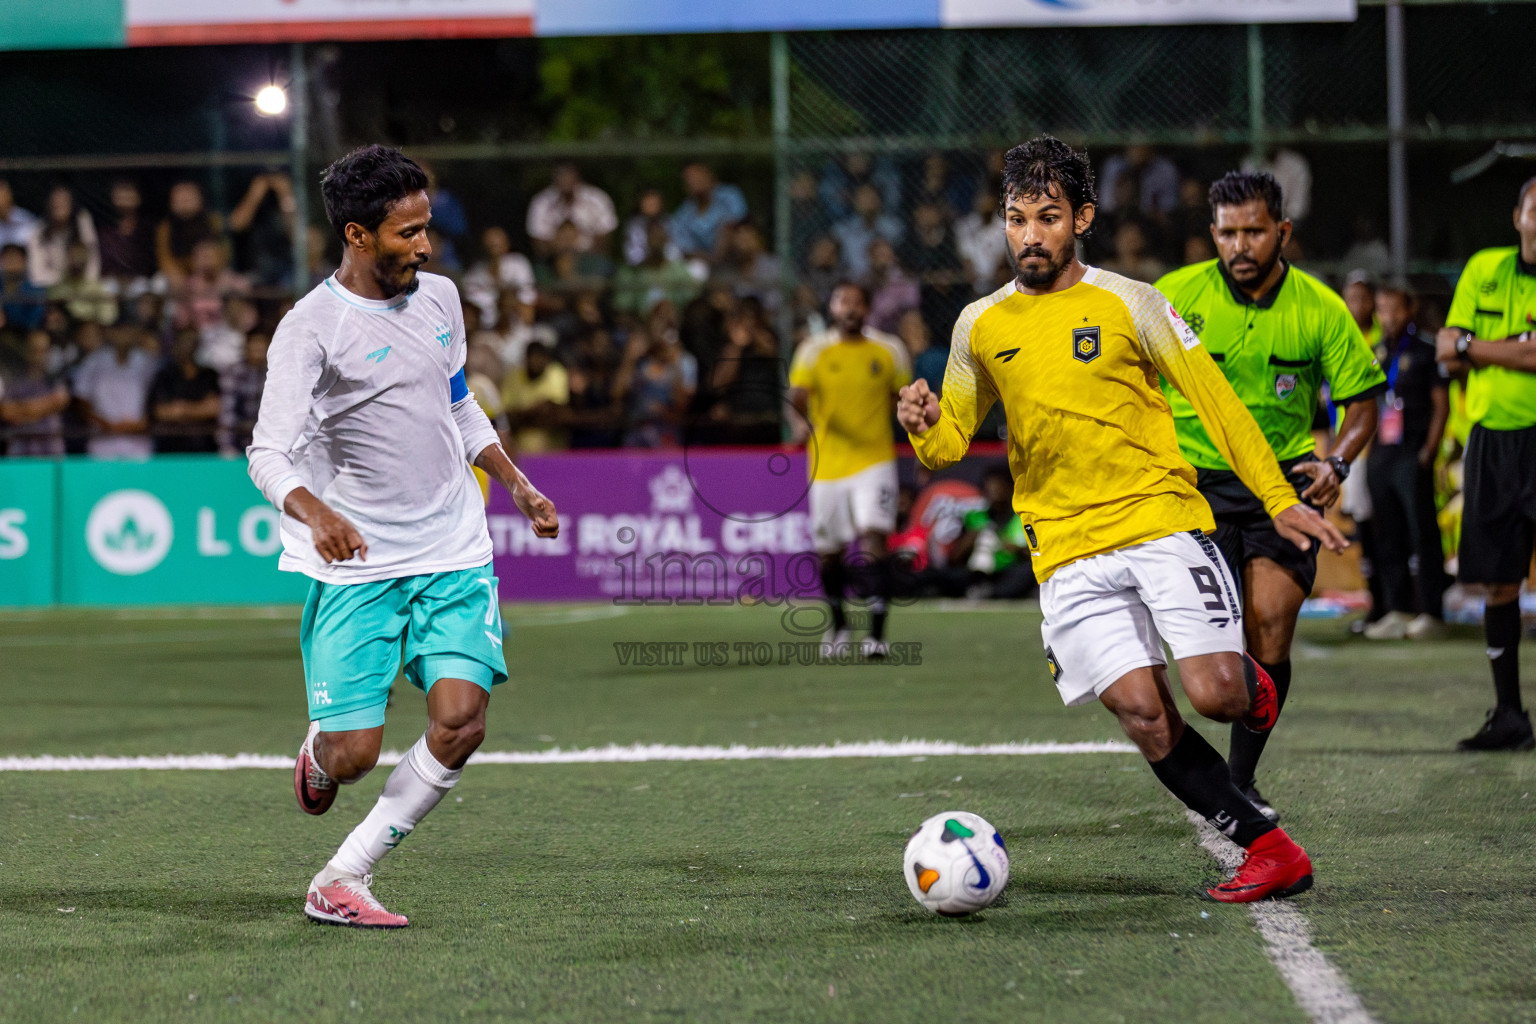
left=375, top=251, right=427, bottom=298
left=1012, top=239, right=1073, bottom=289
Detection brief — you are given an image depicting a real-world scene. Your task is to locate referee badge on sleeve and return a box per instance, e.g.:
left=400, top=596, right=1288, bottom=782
left=1072, top=326, right=1101, bottom=363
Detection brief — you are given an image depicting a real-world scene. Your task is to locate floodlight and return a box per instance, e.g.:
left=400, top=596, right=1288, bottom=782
left=255, top=85, right=288, bottom=117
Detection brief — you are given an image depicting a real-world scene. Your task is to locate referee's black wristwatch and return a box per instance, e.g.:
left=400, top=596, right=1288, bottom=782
left=1325, top=455, right=1351, bottom=482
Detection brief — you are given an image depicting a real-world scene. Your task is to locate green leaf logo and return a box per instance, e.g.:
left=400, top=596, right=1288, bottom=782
left=85, top=490, right=174, bottom=576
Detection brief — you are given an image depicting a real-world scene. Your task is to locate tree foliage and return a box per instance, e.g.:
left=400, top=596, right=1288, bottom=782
left=538, top=34, right=771, bottom=141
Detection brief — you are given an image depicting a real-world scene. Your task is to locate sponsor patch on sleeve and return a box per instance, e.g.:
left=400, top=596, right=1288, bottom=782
left=1167, top=304, right=1201, bottom=350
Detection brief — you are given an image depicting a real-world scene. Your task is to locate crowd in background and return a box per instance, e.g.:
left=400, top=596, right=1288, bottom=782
left=1, top=143, right=1397, bottom=461
left=0, top=146, right=1506, bottom=619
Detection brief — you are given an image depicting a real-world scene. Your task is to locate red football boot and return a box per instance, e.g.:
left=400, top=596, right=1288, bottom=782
left=1208, top=828, right=1313, bottom=903
left=1241, top=654, right=1279, bottom=733
left=294, top=720, right=338, bottom=816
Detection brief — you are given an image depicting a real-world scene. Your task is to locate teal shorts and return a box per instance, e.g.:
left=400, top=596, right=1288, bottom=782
left=299, top=563, right=508, bottom=732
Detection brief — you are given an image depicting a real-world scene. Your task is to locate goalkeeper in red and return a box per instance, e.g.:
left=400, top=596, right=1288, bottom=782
left=899, top=137, right=1346, bottom=902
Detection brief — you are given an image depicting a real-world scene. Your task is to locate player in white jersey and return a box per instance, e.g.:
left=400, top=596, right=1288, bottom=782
left=248, top=146, right=559, bottom=928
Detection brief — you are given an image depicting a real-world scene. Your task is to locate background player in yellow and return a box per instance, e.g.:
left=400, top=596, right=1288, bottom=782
left=1435, top=176, right=1536, bottom=751
left=790, top=282, right=910, bottom=659
left=899, top=136, right=1345, bottom=902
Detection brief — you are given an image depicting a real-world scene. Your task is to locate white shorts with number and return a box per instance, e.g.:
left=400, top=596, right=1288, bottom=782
left=1039, top=530, right=1243, bottom=707
left=809, top=460, right=898, bottom=555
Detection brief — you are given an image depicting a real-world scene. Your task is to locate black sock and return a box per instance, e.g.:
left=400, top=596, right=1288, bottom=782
left=868, top=558, right=892, bottom=641
left=820, top=558, right=847, bottom=632
left=1150, top=727, right=1276, bottom=848
left=1486, top=599, right=1523, bottom=713
left=1228, top=658, right=1292, bottom=788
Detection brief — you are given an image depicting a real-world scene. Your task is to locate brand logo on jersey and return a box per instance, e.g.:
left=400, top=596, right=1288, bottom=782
left=994, top=347, right=1020, bottom=363
left=433, top=323, right=452, bottom=347
left=1183, top=311, right=1206, bottom=335
left=1274, top=373, right=1298, bottom=400
left=1072, top=326, right=1101, bottom=363
left=85, top=489, right=174, bottom=575
left=1480, top=280, right=1497, bottom=295
left=365, top=346, right=391, bottom=363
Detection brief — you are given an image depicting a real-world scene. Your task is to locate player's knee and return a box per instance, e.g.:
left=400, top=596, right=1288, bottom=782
left=1189, top=683, right=1249, bottom=723
left=429, top=715, right=485, bottom=756
left=1109, top=698, right=1172, bottom=748
left=1183, top=658, right=1248, bottom=722
left=1487, top=583, right=1522, bottom=606
left=323, top=739, right=380, bottom=784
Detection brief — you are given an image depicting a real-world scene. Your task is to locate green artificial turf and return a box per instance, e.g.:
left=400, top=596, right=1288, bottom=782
left=1, top=603, right=1533, bottom=1022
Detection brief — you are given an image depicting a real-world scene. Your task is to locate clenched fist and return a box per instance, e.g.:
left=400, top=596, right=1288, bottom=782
left=897, top=379, right=941, bottom=434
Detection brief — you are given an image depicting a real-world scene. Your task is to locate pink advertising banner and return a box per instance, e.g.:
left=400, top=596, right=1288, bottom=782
left=488, top=448, right=817, bottom=604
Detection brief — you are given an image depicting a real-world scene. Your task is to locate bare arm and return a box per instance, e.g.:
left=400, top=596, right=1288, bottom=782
left=1289, top=398, right=1377, bottom=508
left=0, top=387, right=68, bottom=425
left=473, top=443, right=559, bottom=538
left=227, top=175, right=271, bottom=233
left=1465, top=337, right=1536, bottom=372
left=283, top=486, right=368, bottom=564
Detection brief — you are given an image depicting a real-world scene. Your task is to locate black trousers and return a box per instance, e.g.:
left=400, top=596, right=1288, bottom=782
left=1366, top=442, right=1447, bottom=618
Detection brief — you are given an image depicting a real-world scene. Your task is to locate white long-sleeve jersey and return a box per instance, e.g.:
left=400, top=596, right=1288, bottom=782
left=247, top=271, right=501, bottom=584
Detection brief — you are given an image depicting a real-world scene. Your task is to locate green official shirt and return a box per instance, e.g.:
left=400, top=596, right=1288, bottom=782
left=1444, top=246, right=1536, bottom=431
left=1154, top=260, right=1385, bottom=471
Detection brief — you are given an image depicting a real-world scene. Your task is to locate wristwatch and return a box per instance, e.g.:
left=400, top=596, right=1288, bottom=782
left=1326, top=454, right=1351, bottom=482
left=1455, top=334, right=1473, bottom=357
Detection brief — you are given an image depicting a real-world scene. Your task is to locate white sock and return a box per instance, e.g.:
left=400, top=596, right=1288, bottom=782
left=320, top=734, right=461, bottom=882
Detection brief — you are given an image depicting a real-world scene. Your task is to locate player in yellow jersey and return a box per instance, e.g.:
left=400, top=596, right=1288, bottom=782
left=898, top=137, right=1346, bottom=903
left=790, top=282, right=911, bottom=659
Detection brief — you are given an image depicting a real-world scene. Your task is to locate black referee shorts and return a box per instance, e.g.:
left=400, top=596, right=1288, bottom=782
left=1458, top=423, right=1536, bottom=585
left=1196, top=455, right=1321, bottom=594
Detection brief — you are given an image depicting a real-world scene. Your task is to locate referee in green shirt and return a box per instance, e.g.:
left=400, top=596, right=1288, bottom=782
left=1435, top=176, right=1536, bottom=752
left=1157, top=171, right=1385, bottom=819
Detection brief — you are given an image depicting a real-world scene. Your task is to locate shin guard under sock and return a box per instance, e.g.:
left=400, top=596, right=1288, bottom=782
left=324, top=735, right=461, bottom=881
left=1486, top=600, right=1523, bottom=713
left=1228, top=658, right=1292, bottom=787
left=1150, top=727, right=1276, bottom=848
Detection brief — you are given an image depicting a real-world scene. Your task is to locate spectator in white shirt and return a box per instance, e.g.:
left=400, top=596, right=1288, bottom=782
left=28, top=185, right=98, bottom=288
left=954, top=187, right=1007, bottom=296
left=463, top=225, right=536, bottom=325
left=622, top=188, right=678, bottom=267
left=73, top=324, right=157, bottom=459
left=0, top=179, right=39, bottom=250
left=487, top=288, right=557, bottom=372
left=526, top=164, right=617, bottom=257
left=198, top=294, right=260, bottom=375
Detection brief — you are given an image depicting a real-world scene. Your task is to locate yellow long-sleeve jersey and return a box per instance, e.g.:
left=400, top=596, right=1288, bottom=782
left=910, top=268, right=1300, bottom=581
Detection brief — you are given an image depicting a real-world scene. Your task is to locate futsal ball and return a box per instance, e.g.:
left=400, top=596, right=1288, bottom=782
left=903, top=810, right=1009, bottom=915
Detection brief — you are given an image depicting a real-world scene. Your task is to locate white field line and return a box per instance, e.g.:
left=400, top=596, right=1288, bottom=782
left=1187, top=811, right=1377, bottom=1024
left=0, top=739, right=1135, bottom=772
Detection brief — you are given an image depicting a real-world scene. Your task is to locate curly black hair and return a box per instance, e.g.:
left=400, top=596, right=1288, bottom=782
left=319, top=144, right=430, bottom=242
left=1208, top=170, right=1285, bottom=222
left=1001, top=136, right=1098, bottom=229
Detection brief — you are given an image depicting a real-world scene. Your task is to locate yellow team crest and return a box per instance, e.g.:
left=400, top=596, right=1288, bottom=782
left=1072, top=326, right=1101, bottom=363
